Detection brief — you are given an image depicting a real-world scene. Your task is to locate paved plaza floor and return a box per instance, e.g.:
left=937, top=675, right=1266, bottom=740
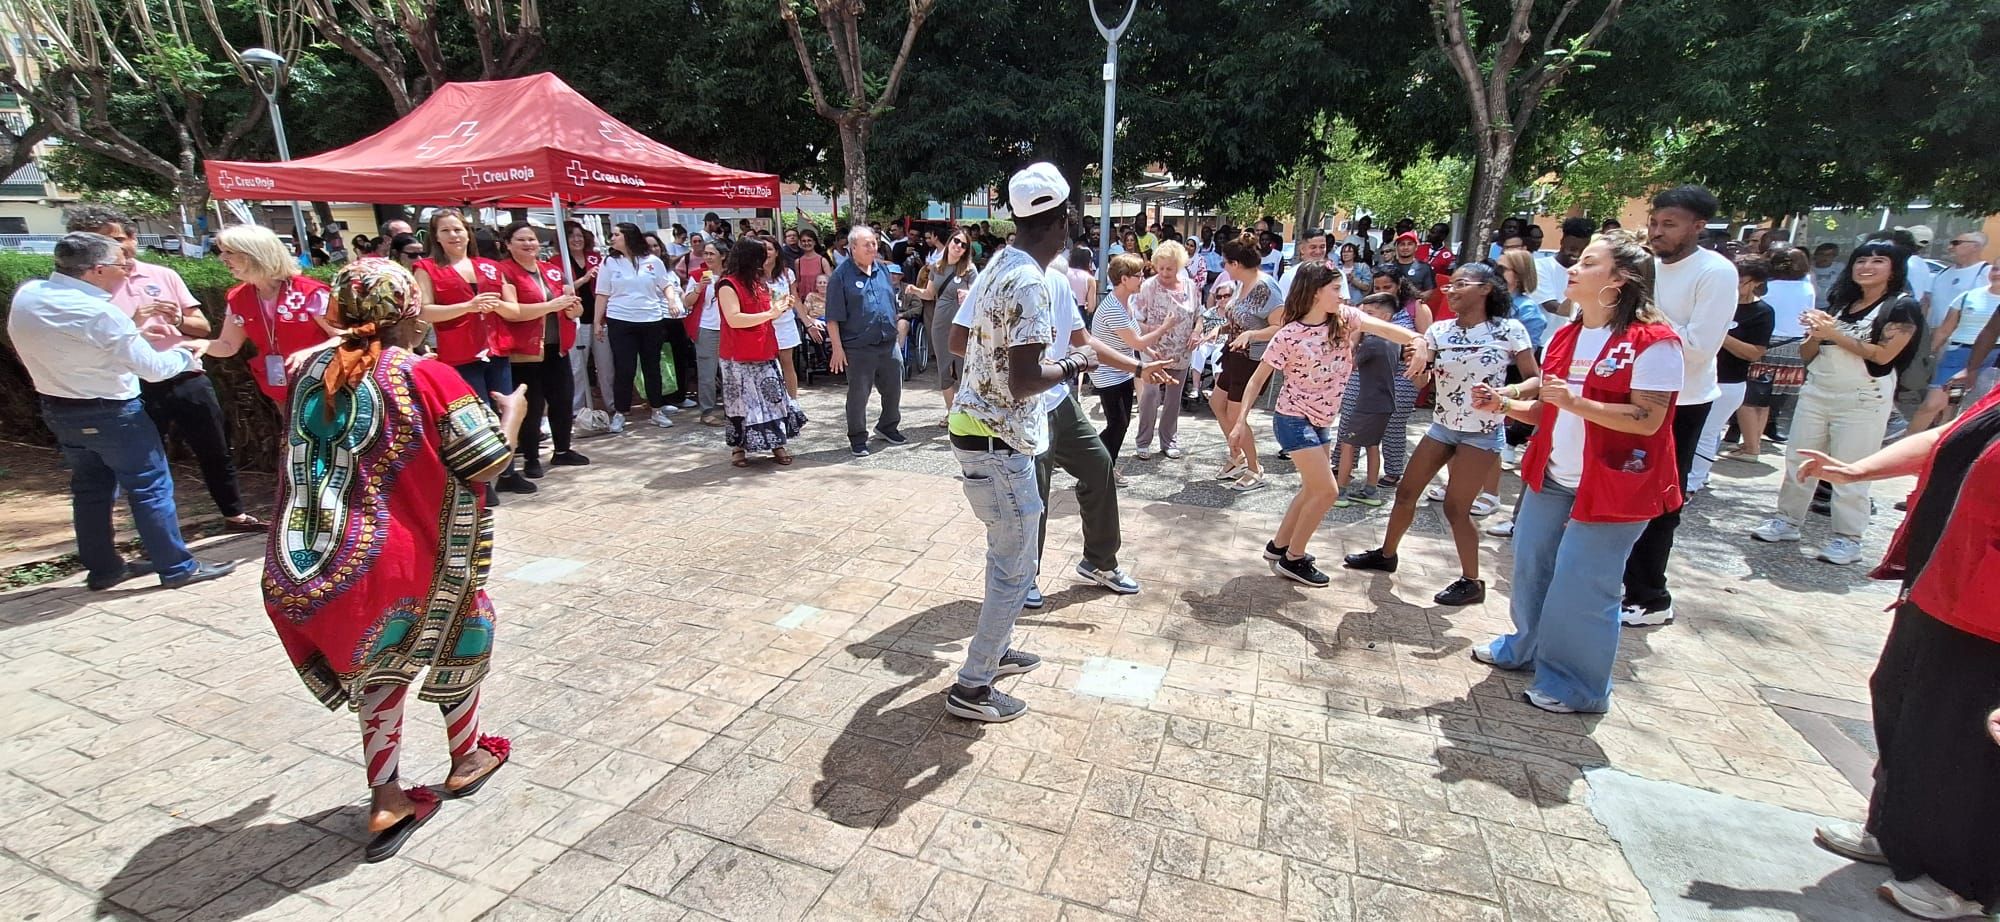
left=0, top=381, right=1917, bottom=921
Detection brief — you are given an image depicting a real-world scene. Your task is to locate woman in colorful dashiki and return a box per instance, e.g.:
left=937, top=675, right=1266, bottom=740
left=263, top=258, right=525, bottom=862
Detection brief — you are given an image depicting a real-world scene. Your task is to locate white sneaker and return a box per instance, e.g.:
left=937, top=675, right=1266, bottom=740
left=1750, top=517, right=1801, bottom=543
left=608, top=413, right=627, bottom=434
left=1813, top=822, right=1887, bottom=865
left=1878, top=876, right=1988, bottom=920
left=681, top=398, right=698, bottom=409
left=1485, top=520, right=1514, bottom=538
left=1819, top=536, right=1865, bottom=566
left=1228, top=471, right=1269, bottom=492
left=540, top=418, right=552, bottom=438
left=1471, top=492, right=1501, bottom=516
left=651, top=408, right=675, bottom=429
left=1134, top=447, right=1154, bottom=460
left=1523, top=689, right=1578, bottom=714
left=1500, top=444, right=1519, bottom=469
left=1165, top=445, right=1185, bottom=460
left=659, top=404, right=681, bottom=415
left=1620, top=604, right=1675, bottom=627
left=1425, top=482, right=1447, bottom=502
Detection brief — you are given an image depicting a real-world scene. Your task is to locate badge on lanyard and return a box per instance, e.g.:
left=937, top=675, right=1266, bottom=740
left=262, top=354, right=288, bottom=388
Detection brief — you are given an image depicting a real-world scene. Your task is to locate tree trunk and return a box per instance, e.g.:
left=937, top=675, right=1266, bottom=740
left=175, top=173, right=210, bottom=230
left=839, top=117, right=870, bottom=226
left=1464, top=136, right=1514, bottom=260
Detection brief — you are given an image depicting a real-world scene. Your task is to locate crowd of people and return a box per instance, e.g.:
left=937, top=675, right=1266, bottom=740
left=9, top=177, right=1999, bottom=917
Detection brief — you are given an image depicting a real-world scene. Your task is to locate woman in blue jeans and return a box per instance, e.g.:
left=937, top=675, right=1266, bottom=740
left=1470, top=231, right=1685, bottom=713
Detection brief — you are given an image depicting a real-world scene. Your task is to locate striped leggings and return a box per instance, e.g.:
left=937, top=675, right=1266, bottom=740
left=358, top=683, right=483, bottom=787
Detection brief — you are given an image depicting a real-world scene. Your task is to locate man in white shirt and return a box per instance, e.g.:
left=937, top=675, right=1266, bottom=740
left=1621, top=186, right=1737, bottom=628
left=7, top=233, right=237, bottom=591
left=69, top=204, right=263, bottom=532
left=1277, top=229, right=1332, bottom=298
left=1907, top=232, right=1993, bottom=433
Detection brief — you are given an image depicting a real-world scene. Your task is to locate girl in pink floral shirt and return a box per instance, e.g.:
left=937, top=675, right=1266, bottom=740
left=1233, top=264, right=1428, bottom=587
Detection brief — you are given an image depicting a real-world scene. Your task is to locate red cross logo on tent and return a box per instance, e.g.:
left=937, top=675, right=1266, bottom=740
left=417, top=121, right=480, bottom=160
left=566, top=160, right=588, bottom=185
left=596, top=121, right=647, bottom=153
left=460, top=167, right=481, bottom=189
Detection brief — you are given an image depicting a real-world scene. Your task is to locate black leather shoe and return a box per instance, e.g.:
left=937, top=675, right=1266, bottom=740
left=522, top=457, right=545, bottom=479
left=1434, top=577, right=1486, bottom=606
left=497, top=470, right=538, bottom=494
left=86, top=558, right=158, bottom=591
left=1342, top=548, right=1398, bottom=573
left=162, top=560, right=237, bottom=589
left=551, top=450, right=591, bottom=466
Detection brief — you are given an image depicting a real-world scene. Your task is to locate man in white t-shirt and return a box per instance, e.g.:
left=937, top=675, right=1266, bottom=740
left=1907, top=233, right=1995, bottom=433
left=1809, top=243, right=1842, bottom=310
left=1620, top=185, right=1738, bottom=628
left=1277, top=229, right=1332, bottom=298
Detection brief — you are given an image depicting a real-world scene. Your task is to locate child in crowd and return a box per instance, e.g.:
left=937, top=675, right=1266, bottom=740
left=1232, top=265, right=1428, bottom=587
left=1334, top=293, right=1402, bottom=508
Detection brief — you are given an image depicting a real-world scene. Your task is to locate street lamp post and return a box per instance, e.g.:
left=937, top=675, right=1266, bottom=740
left=241, top=48, right=310, bottom=260
left=1089, top=0, right=1138, bottom=294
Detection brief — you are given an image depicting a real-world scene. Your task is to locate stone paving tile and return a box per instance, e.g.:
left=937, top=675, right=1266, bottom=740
left=0, top=385, right=1912, bottom=921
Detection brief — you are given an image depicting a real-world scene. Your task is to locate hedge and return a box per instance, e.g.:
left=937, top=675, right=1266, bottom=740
left=0, top=253, right=337, bottom=472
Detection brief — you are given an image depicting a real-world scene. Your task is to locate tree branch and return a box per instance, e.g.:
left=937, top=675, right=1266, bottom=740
left=871, top=0, right=934, bottom=116
left=1487, top=0, right=1537, bottom=112
left=1429, top=0, right=1493, bottom=136
left=1517, top=0, right=1626, bottom=128
left=779, top=0, right=845, bottom=120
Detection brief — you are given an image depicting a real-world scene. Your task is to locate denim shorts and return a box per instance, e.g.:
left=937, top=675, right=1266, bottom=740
left=1273, top=413, right=1334, bottom=453
left=1425, top=421, right=1502, bottom=453
left=1932, top=344, right=1996, bottom=388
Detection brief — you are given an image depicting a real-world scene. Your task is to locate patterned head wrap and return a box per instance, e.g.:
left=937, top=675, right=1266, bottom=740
left=331, top=257, right=420, bottom=327
left=320, top=257, right=421, bottom=414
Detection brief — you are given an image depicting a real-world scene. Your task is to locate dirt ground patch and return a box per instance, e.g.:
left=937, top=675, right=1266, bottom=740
left=0, top=439, right=274, bottom=585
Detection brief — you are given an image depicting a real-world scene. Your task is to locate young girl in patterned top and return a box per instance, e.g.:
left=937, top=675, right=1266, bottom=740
left=1232, top=264, right=1429, bottom=587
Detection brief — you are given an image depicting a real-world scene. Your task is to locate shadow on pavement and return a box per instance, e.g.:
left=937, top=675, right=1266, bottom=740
left=96, top=795, right=363, bottom=922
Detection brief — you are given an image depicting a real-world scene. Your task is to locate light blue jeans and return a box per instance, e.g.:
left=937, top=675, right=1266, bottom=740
left=1486, top=482, right=1647, bottom=712
left=954, top=445, right=1043, bottom=688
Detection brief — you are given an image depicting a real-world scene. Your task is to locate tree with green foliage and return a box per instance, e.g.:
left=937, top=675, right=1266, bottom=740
left=0, top=0, right=304, bottom=221
left=779, top=0, right=937, bottom=223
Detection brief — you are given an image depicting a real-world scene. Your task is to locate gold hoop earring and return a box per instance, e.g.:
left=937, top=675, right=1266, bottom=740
left=1597, top=285, right=1621, bottom=307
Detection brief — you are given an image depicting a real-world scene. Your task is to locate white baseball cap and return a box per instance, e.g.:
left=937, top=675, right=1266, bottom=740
left=1902, top=224, right=1935, bottom=245
left=1007, top=162, right=1070, bottom=218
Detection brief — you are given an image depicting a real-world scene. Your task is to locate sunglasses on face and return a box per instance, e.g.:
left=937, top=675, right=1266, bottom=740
left=398, top=249, right=423, bottom=258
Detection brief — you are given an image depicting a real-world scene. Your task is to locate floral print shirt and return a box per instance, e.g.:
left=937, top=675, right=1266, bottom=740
left=1131, top=274, right=1202, bottom=369
left=1426, top=317, right=1532, bottom=434
left=951, top=246, right=1055, bottom=454
left=1263, top=309, right=1367, bottom=427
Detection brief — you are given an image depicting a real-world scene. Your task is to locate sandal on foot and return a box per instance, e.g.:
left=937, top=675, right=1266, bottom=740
left=445, top=735, right=512, bottom=799
left=364, top=786, right=441, bottom=862
left=773, top=447, right=794, bottom=466
left=225, top=513, right=269, bottom=532
left=730, top=449, right=750, bottom=468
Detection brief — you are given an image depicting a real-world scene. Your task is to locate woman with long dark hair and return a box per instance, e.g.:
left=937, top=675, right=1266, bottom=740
left=1751, top=240, right=1922, bottom=564
left=684, top=239, right=727, bottom=426
left=562, top=222, right=609, bottom=420
left=412, top=211, right=512, bottom=405
left=763, top=238, right=804, bottom=398
left=1209, top=232, right=1285, bottom=491
left=909, top=228, right=980, bottom=418
left=1469, top=230, right=1684, bottom=713
left=1345, top=261, right=1537, bottom=606
left=496, top=221, right=588, bottom=487
left=715, top=238, right=807, bottom=466
left=1339, top=241, right=1373, bottom=304
left=594, top=222, right=679, bottom=434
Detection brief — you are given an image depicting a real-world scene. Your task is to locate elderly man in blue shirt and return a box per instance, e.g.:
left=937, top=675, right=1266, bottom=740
left=824, top=225, right=906, bottom=456
left=7, top=232, right=237, bottom=590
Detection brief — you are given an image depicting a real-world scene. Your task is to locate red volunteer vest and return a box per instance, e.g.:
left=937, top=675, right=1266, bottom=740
left=225, top=275, right=333, bottom=405
left=1519, top=320, right=1684, bottom=523
left=1871, top=386, right=2000, bottom=643
left=495, top=258, right=578, bottom=356
left=417, top=256, right=510, bottom=364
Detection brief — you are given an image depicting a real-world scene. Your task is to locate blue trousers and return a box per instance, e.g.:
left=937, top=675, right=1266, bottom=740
left=1487, top=482, right=1647, bottom=712
left=453, top=357, right=513, bottom=410
left=41, top=397, right=196, bottom=584
left=954, top=446, right=1043, bottom=688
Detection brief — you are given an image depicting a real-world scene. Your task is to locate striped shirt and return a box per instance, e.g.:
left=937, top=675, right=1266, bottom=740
left=1089, top=293, right=1139, bottom=389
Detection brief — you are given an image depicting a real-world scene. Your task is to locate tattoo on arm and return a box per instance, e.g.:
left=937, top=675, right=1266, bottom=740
left=1626, top=390, right=1671, bottom=422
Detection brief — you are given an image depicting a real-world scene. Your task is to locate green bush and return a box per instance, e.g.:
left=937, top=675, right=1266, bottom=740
left=0, top=253, right=338, bottom=472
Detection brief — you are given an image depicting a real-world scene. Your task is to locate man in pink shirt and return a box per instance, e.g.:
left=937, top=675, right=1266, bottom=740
left=68, top=205, right=264, bottom=530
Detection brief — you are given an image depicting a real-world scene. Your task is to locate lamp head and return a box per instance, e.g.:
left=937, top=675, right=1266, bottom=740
left=241, top=48, right=286, bottom=71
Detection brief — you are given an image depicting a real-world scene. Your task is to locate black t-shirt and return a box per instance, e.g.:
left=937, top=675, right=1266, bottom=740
left=1717, top=299, right=1776, bottom=384
left=1835, top=294, right=1925, bottom=377
left=1384, top=259, right=1436, bottom=292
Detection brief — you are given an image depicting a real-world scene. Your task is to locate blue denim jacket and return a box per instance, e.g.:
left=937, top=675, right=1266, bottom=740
left=824, top=258, right=900, bottom=347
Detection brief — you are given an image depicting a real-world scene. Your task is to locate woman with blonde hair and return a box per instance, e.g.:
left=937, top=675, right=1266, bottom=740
left=1470, top=231, right=1684, bottom=712
left=205, top=224, right=341, bottom=406
left=264, top=257, right=523, bottom=861
left=1131, top=239, right=1203, bottom=460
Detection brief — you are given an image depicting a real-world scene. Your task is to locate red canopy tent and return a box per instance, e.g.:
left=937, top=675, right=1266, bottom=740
left=203, top=72, right=779, bottom=210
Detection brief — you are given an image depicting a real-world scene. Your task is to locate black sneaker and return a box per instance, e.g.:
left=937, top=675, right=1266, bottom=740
left=1343, top=548, right=1398, bottom=573
left=523, top=457, right=546, bottom=479
left=944, top=684, right=1027, bottom=722
left=996, top=649, right=1042, bottom=676
left=1273, top=555, right=1330, bottom=587
left=1434, top=577, right=1485, bottom=606
left=851, top=442, right=871, bottom=457
left=497, top=470, right=539, bottom=494
left=877, top=427, right=909, bottom=445
left=551, top=450, right=591, bottom=467
left=1263, top=541, right=1315, bottom=564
